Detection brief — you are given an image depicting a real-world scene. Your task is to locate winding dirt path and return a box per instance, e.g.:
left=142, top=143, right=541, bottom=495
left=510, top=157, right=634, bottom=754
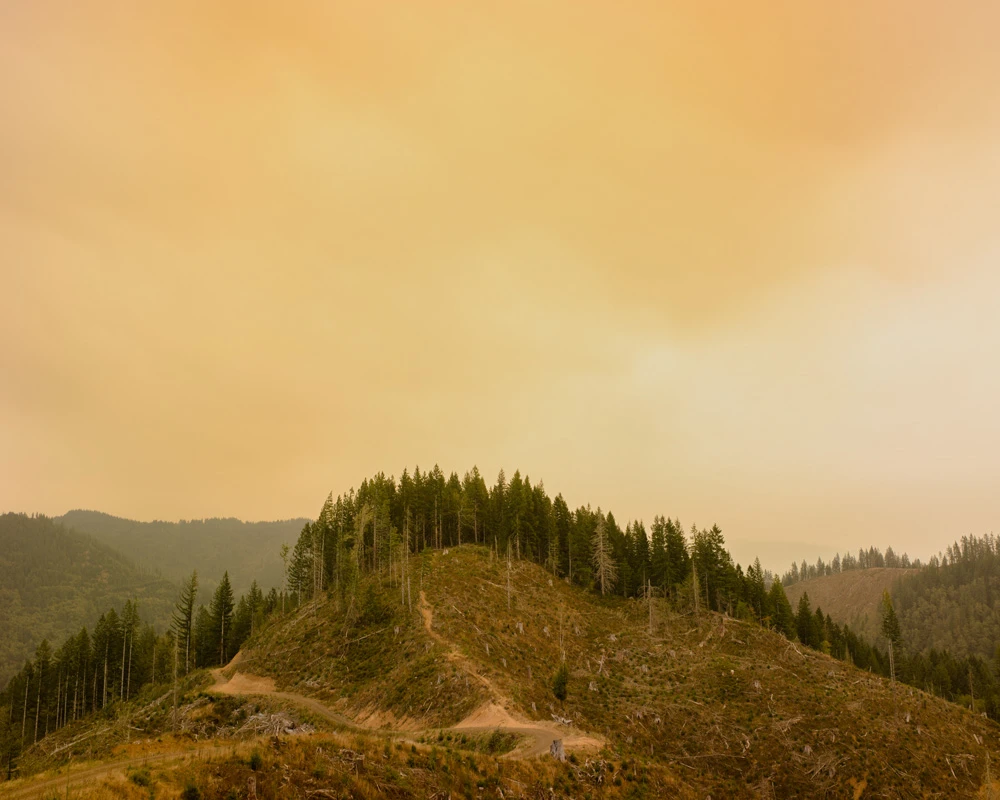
left=209, top=666, right=357, bottom=729
left=417, top=590, right=604, bottom=758
left=8, top=598, right=602, bottom=796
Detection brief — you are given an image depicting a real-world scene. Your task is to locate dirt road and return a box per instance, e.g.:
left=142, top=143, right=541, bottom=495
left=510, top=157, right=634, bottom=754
left=212, top=596, right=602, bottom=760
left=5, top=597, right=602, bottom=797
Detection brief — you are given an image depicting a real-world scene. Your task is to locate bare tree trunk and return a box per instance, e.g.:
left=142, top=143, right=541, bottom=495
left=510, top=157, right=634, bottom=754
left=692, top=561, right=700, bottom=615
left=172, top=637, right=178, bottom=734
left=334, top=526, right=340, bottom=598
left=120, top=628, right=127, bottom=700
left=648, top=579, right=654, bottom=635
left=34, top=670, right=41, bottom=744
left=506, top=542, right=513, bottom=611
left=127, top=631, right=134, bottom=700
left=21, top=675, right=28, bottom=743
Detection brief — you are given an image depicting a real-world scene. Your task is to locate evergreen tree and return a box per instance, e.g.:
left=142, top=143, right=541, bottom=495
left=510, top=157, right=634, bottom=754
left=171, top=571, right=198, bottom=675
left=795, top=593, right=814, bottom=646
left=768, top=580, right=796, bottom=638
left=591, top=513, right=618, bottom=596
left=745, top=558, right=766, bottom=621
left=881, top=589, right=902, bottom=681
left=664, top=519, right=690, bottom=594
left=650, top=516, right=668, bottom=589
left=210, top=573, right=235, bottom=667
left=193, top=606, right=214, bottom=668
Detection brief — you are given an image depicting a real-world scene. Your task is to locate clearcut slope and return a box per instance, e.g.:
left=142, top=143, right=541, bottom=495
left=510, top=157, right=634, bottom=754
left=240, top=546, right=1000, bottom=798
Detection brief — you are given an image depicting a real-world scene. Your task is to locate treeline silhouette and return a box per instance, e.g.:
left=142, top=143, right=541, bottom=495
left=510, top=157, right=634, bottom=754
left=780, top=546, right=921, bottom=587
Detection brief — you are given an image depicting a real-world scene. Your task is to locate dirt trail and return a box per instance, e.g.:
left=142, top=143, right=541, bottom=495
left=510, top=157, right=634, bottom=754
left=210, top=663, right=357, bottom=729
left=418, top=590, right=496, bottom=694
left=418, top=590, right=603, bottom=758
left=11, top=600, right=603, bottom=796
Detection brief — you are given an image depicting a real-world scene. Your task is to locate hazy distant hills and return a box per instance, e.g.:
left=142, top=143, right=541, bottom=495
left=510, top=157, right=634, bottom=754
left=784, top=567, right=916, bottom=644
left=57, top=510, right=309, bottom=596
left=0, top=513, right=177, bottom=687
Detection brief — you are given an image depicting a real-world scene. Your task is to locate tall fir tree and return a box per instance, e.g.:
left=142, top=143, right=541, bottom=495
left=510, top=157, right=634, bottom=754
left=210, top=573, right=235, bottom=667
left=170, top=571, right=198, bottom=675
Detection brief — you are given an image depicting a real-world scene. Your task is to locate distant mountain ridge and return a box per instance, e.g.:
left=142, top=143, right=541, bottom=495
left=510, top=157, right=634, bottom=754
left=57, top=509, right=309, bottom=596
left=0, top=513, right=177, bottom=686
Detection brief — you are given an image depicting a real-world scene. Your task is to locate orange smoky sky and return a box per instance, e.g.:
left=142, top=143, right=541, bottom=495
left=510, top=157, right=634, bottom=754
left=3, top=1, right=1000, bottom=568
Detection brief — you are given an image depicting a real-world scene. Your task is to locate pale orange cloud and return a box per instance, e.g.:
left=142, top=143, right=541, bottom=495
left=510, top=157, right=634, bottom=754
left=2, top=1, right=1000, bottom=568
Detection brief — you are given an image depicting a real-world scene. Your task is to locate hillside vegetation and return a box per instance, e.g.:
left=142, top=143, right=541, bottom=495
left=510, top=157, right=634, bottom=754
left=0, top=513, right=176, bottom=686
left=58, top=510, right=309, bottom=595
left=785, top=568, right=917, bottom=643
left=9, top=467, right=1000, bottom=797
left=893, top=534, right=1000, bottom=660
left=242, top=545, right=1000, bottom=798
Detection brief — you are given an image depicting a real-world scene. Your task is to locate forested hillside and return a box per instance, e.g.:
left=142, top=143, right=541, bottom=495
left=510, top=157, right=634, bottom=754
left=894, top=534, right=1000, bottom=659
left=0, top=513, right=176, bottom=686
left=57, top=510, right=308, bottom=595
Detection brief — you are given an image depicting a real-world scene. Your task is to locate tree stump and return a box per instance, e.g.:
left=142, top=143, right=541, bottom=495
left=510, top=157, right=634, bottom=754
left=550, top=738, right=566, bottom=762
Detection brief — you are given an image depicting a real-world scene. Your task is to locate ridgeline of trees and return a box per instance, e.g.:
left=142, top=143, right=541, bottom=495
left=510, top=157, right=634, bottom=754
left=281, top=468, right=905, bottom=680
left=283, top=466, right=754, bottom=614
left=780, top=546, right=920, bottom=587
left=0, top=513, right=176, bottom=689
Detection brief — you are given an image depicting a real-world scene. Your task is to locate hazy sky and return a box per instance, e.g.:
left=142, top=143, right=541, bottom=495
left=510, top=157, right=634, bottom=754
left=3, top=1, right=1000, bottom=570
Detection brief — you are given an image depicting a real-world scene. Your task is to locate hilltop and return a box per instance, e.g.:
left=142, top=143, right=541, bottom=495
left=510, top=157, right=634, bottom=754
left=239, top=546, right=1000, bottom=797
left=0, top=513, right=176, bottom=686
left=784, top=567, right=917, bottom=643
left=58, top=510, right=309, bottom=595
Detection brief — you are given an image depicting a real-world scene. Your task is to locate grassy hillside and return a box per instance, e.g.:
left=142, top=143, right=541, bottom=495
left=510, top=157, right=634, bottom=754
left=240, top=546, right=1000, bottom=798
left=58, top=510, right=309, bottom=595
left=785, top=567, right=916, bottom=643
left=0, top=513, right=176, bottom=687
